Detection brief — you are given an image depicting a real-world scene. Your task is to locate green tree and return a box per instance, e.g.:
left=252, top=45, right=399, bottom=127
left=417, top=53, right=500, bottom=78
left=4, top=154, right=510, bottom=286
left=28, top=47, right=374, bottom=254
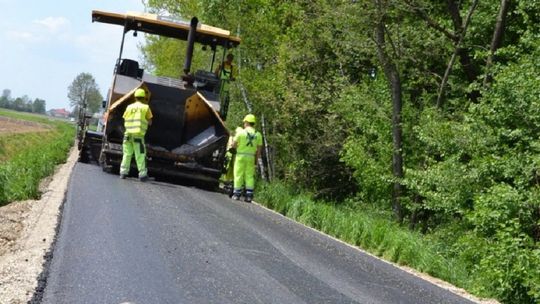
left=67, top=72, right=103, bottom=114
left=32, top=98, right=46, bottom=114
left=0, top=89, right=11, bottom=108
left=12, top=96, right=30, bottom=112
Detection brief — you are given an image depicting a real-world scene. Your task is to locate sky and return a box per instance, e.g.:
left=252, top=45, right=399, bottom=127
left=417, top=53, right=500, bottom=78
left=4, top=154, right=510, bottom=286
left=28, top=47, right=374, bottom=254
left=0, top=0, right=146, bottom=110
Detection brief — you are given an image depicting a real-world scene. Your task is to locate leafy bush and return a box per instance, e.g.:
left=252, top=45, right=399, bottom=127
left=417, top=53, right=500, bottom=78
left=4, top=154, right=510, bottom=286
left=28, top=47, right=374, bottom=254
left=471, top=231, right=540, bottom=303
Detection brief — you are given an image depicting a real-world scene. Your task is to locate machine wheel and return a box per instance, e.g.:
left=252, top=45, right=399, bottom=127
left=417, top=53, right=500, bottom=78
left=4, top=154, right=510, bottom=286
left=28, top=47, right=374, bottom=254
left=78, top=146, right=90, bottom=163
left=100, top=152, right=117, bottom=174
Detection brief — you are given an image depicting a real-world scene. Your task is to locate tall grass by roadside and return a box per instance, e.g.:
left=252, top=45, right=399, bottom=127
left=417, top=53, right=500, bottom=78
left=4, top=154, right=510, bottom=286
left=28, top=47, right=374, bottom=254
left=0, top=112, right=74, bottom=206
left=256, top=181, right=472, bottom=293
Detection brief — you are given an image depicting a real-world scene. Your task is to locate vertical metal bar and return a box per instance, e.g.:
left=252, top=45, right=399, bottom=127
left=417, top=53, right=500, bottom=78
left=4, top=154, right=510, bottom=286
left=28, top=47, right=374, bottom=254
left=115, top=20, right=129, bottom=74
left=183, top=17, right=198, bottom=75
left=210, top=46, right=217, bottom=72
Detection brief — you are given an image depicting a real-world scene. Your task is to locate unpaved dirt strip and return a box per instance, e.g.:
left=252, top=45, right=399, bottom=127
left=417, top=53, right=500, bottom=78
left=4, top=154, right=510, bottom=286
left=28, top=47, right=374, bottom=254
left=0, top=116, right=50, bottom=134
left=0, top=147, right=77, bottom=304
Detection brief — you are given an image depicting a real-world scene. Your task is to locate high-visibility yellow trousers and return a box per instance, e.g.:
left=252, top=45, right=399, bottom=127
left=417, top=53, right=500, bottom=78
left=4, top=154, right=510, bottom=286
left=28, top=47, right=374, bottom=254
left=221, top=151, right=235, bottom=183
left=233, top=154, right=255, bottom=191
left=120, top=135, right=148, bottom=178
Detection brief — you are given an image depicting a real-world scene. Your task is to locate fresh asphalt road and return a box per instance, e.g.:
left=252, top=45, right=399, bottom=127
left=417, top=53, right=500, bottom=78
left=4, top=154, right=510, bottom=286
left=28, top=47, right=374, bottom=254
left=41, top=163, right=474, bottom=304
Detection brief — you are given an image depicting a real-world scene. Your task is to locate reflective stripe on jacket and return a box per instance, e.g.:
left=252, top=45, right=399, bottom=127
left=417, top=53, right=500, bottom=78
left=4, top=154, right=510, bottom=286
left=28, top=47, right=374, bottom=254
left=123, top=101, right=152, bottom=136
left=234, top=126, right=262, bottom=156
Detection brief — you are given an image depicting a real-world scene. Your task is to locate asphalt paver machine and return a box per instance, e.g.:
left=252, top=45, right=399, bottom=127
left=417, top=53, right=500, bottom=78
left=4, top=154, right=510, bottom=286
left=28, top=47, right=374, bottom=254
left=77, top=10, right=240, bottom=186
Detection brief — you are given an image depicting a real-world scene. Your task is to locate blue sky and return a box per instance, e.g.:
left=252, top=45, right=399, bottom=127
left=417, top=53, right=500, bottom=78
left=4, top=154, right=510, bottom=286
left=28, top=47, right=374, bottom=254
left=0, top=0, right=145, bottom=110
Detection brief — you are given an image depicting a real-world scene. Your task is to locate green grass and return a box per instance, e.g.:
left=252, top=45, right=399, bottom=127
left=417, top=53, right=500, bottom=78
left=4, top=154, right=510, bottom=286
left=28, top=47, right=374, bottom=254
left=256, top=181, right=472, bottom=292
left=0, top=108, right=67, bottom=124
left=0, top=110, right=75, bottom=205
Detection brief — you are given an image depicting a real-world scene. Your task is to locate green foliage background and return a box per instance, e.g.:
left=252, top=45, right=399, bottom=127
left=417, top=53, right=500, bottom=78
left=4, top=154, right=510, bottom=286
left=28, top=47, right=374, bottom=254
left=141, top=1, right=540, bottom=302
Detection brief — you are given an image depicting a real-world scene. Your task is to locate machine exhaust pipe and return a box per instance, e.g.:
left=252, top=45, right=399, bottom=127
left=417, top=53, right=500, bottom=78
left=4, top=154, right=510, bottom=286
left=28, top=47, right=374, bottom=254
left=183, top=17, right=198, bottom=75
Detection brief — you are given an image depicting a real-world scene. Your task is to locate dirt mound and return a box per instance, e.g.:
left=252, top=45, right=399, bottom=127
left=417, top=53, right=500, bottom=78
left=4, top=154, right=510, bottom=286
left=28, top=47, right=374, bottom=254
left=0, top=200, right=32, bottom=256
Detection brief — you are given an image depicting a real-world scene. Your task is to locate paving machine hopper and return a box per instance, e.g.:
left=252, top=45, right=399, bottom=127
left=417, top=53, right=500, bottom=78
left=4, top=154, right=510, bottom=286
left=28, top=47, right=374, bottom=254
left=77, top=10, right=241, bottom=185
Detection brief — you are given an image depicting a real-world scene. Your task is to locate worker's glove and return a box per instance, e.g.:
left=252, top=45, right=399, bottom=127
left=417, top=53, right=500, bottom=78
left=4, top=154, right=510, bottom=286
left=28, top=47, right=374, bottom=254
left=228, top=147, right=237, bottom=154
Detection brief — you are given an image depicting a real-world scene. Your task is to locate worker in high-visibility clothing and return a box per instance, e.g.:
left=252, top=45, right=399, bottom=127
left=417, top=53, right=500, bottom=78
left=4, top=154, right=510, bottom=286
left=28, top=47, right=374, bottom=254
left=215, top=53, right=236, bottom=81
left=215, top=53, right=236, bottom=110
left=231, top=114, right=262, bottom=203
left=120, top=88, right=153, bottom=181
left=221, top=126, right=244, bottom=197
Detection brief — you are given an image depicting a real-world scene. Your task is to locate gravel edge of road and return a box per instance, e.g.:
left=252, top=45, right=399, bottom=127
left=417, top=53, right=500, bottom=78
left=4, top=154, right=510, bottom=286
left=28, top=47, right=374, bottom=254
left=249, top=199, right=500, bottom=304
left=0, top=147, right=77, bottom=304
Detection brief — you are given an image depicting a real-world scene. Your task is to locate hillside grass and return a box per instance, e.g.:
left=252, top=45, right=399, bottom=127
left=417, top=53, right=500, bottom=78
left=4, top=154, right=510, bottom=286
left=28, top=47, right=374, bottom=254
left=0, top=110, right=75, bottom=205
left=0, top=108, right=68, bottom=124
left=256, top=181, right=474, bottom=295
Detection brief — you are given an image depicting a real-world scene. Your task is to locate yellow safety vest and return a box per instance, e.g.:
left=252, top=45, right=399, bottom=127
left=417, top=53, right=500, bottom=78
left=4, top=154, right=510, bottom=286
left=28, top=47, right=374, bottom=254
left=123, top=101, right=152, bottom=137
left=220, top=62, right=235, bottom=80
left=234, top=126, right=262, bottom=156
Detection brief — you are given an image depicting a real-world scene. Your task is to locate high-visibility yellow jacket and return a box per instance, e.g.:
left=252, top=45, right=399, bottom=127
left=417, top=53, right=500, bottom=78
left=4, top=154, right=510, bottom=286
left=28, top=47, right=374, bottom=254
left=234, top=126, right=262, bottom=157
left=219, top=62, right=235, bottom=80
left=123, top=101, right=153, bottom=137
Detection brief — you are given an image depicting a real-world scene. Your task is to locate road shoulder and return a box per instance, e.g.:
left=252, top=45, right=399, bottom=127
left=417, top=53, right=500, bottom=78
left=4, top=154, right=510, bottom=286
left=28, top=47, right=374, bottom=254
left=0, top=147, right=77, bottom=303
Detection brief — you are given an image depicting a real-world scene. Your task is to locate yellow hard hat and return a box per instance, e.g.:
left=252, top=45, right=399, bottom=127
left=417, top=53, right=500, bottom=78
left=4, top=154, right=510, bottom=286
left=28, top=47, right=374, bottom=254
left=243, top=114, right=256, bottom=124
left=134, top=88, right=146, bottom=98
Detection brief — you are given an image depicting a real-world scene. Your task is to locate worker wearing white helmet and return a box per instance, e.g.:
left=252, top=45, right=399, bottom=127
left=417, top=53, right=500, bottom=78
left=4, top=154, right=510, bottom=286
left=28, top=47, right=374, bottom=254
left=120, top=88, right=153, bottom=181
left=231, top=114, right=262, bottom=202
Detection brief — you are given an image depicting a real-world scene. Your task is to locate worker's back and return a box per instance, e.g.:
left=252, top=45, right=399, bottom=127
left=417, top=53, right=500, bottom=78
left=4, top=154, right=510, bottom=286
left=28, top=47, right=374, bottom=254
left=235, top=126, right=262, bottom=156
left=123, top=101, right=151, bottom=137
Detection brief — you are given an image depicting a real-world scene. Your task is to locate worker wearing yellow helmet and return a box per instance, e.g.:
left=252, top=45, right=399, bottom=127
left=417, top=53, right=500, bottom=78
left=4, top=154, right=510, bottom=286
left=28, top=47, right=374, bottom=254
left=120, top=88, right=153, bottom=181
left=231, top=114, right=263, bottom=202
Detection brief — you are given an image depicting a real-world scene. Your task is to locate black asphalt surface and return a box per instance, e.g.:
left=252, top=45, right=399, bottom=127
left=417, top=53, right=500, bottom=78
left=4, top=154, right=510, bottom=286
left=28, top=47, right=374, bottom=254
left=41, top=163, right=474, bottom=304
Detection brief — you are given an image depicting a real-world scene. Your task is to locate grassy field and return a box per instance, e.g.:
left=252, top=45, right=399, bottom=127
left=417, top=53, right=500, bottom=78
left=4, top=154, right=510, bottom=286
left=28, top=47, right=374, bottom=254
left=0, top=109, right=75, bottom=205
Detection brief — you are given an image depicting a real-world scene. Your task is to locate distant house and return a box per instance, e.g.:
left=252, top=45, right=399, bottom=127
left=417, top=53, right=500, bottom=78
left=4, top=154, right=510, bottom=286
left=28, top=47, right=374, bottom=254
left=48, top=108, right=70, bottom=118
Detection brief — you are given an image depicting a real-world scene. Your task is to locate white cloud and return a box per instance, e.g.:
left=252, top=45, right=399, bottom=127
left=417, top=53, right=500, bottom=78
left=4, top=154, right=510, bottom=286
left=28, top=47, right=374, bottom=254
left=5, top=30, right=38, bottom=42
left=74, top=23, right=144, bottom=64
left=33, top=16, right=70, bottom=32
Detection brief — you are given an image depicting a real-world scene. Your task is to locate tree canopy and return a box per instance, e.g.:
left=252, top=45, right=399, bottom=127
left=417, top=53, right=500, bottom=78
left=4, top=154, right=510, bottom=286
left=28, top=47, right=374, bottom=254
left=0, top=88, right=47, bottom=114
left=67, top=72, right=103, bottom=114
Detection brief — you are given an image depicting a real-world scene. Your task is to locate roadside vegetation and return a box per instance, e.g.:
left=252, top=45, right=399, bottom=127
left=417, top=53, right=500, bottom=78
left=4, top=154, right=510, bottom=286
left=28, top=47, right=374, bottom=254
left=142, top=1, right=540, bottom=302
left=0, top=109, right=74, bottom=206
left=257, top=182, right=471, bottom=287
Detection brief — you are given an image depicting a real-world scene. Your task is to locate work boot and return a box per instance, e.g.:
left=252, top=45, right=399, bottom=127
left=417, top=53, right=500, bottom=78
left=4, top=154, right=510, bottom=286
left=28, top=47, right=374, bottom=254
left=119, top=174, right=126, bottom=179
left=139, top=176, right=149, bottom=182
left=231, top=189, right=241, bottom=200
left=231, top=194, right=240, bottom=200
left=245, top=190, right=253, bottom=203
left=223, top=182, right=233, bottom=197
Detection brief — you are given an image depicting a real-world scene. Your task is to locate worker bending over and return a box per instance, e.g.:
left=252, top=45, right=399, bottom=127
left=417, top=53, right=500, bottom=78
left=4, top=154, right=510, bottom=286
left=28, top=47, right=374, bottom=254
left=221, top=126, right=244, bottom=197
left=231, top=114, right=262, bottom=203
left=120, top=88, right=153, bottom=181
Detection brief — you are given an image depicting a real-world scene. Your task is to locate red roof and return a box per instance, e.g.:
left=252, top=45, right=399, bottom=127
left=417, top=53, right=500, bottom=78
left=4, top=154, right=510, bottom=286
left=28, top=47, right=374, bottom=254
left=50, top=108, right=70, bottom=115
